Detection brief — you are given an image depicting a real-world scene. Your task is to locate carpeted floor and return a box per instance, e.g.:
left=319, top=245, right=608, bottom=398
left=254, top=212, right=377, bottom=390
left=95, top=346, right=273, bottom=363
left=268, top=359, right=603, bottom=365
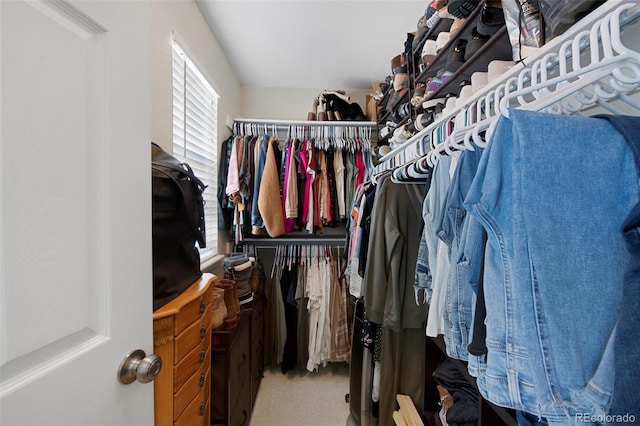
left=249, top=362, right=351, bottom=426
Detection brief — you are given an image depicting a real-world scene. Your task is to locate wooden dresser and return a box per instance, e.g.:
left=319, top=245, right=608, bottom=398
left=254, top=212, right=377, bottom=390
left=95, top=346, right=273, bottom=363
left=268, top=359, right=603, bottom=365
left=153, top=273, right=216, bottom=426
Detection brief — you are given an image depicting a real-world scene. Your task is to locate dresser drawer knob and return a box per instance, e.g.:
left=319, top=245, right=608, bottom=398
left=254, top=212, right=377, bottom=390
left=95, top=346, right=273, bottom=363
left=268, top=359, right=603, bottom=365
left=200, top=350, right=205, bottom=363
left=199, top=402, right=205, bottom=416
left=200, top=325, right=206, bottom=339
left=199, top=300, right=205, bottom=314
left=199, top=374, right=205, bottom=387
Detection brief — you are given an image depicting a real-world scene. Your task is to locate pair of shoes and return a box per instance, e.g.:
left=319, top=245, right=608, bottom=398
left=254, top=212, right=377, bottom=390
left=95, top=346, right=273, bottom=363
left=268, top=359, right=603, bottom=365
left=216, top=278, right=240, bottom=329
left=223, top=254, right=255, bottom=306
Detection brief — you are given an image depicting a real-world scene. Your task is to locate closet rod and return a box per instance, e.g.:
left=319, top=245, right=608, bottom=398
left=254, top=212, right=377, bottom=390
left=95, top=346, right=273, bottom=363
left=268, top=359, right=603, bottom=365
left=234, top=117, right=377, bottom=128
left=376, top=0, right=640, bottom=169
left=240, top=236, right=345, bottom=247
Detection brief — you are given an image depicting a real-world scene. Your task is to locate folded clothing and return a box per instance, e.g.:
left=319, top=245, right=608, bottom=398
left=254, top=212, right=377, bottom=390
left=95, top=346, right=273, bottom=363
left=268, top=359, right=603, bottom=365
left=432, top=359, right=479, bottom=426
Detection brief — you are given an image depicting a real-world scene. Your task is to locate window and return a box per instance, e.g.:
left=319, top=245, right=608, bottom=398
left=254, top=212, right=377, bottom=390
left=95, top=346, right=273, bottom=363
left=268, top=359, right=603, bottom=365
left=172, top=40, right=218, bottom=262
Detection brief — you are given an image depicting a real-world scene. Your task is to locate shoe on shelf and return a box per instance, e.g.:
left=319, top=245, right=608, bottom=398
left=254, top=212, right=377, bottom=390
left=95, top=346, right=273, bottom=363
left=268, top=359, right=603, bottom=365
left=217, top=279, right=239, bottom=329
left=440, top=38, right=467, bottom=84
left=307, top=98, right=319, bottom=121
left=464, top=27, right=491, bottom=61
left=435, top=32, right=451, bottom=54
left=426, top=9, right=441, bottom=29
left=421, top=39, right=438, bottom=69
left=449, top=17, right=466, bottom=36
left=471, top=71, right=488, bottom=91
left=447, top=0, right=481, bottom=19
left=477, top=3, right=505, bottom=36
left=393, top=67, right=408, bottom=91
left=411, top=82, right=427, bottom=107
left=317, top=98, right=327, bottom=121
left=457, top=83, right=474, bottom=108
left=226, top=255, right=255, bottom=306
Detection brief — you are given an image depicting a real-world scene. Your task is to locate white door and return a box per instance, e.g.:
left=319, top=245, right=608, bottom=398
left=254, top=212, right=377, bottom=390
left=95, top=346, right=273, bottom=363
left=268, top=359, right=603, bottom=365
left=0, top=1, right=154, bottom=424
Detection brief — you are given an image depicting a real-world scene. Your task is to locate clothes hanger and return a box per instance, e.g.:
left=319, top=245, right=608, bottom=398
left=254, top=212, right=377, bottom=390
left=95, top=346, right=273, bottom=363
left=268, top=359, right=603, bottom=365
left=500, top=5, right=640, bottom=118
left=370, top=169, right=390, bottom=185
left=393, top=159, right=430, bottom=183
left=462, top=125, right=476, bottom=151
left=382, top=3, right=640, bottom=175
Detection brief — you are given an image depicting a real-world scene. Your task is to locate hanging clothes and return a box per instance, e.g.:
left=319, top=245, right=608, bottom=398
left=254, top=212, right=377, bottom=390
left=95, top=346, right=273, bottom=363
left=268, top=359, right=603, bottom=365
left=384, top=111, right=640, bottom=424
left=299, top=140, right=315, bottom=233
left=225, top=136, right=245, bottom=244
left=264, top=247, right=287, bottom=366
left=284, top=139, right=299, bottom=232
left=333, top=149, right=346, bottom=219
left=330, top=262, right=351, bottom=363
left=260, top=244, right=351, bottom=373
left=326, top=149, right=340, bottom=225
left=361, top=177, right=428, bottom=426
left=345, top=183, right=369, bottom=298
left=225, top=136, right=241, bottom=196
left=217, top=135, right=234, bottom=231
left=258, top=137, right=285, bottom=237
left=251, top=135, right=268, bottom=235
left=280, top=249, right=298, bottom=373
left=461, top=111, right=639, bottom=420
left=221, top=123, right=373, bottom=240
left=295, top=254, right=310, bottom=369
left=306, top=248, right=331, bottom=371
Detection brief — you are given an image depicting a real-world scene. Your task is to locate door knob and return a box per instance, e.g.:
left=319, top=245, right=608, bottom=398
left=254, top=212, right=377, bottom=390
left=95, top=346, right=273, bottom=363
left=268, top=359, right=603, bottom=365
left=118, top=349, right=162, bottom=384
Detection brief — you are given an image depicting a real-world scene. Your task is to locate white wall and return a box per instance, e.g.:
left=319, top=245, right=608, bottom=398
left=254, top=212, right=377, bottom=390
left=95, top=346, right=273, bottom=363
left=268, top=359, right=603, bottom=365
left=151, top=0, right=241, bottom=264
left=240, top=86, right=372, bottom=120
left=151, top=0, right=241, bottom=153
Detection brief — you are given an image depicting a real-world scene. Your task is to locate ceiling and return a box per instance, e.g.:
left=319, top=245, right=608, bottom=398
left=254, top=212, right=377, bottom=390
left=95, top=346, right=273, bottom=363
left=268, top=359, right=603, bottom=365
left=195, top=0, right=429, bottom=91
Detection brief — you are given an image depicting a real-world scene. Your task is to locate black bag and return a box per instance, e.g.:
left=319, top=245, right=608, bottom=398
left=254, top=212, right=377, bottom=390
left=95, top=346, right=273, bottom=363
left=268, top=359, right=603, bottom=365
left=151, top=142, right=207, bottom=310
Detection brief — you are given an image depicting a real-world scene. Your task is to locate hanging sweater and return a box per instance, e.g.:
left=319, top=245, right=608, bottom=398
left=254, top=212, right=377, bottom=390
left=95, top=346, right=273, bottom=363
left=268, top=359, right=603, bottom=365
left=258, top=138, right=285, bottom=237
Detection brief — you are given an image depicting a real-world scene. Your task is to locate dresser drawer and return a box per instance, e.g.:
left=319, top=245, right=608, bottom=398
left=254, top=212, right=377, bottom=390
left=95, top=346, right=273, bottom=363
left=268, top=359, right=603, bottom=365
left=175, top=382, right=210, bottom=426
left=174, top=365, right=210, bottom=421
left=153, top=274, right=215, bottom=426
left=173, top=281, right=214, bottom=337
left=174, top=332, right=211, bottom=392
left=174, top=303, right=211, bottom=364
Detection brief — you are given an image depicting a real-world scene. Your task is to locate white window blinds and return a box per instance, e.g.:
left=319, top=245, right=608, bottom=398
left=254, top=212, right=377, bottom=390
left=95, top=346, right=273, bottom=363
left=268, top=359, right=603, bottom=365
left=172, top=40, right=218, bottom=262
